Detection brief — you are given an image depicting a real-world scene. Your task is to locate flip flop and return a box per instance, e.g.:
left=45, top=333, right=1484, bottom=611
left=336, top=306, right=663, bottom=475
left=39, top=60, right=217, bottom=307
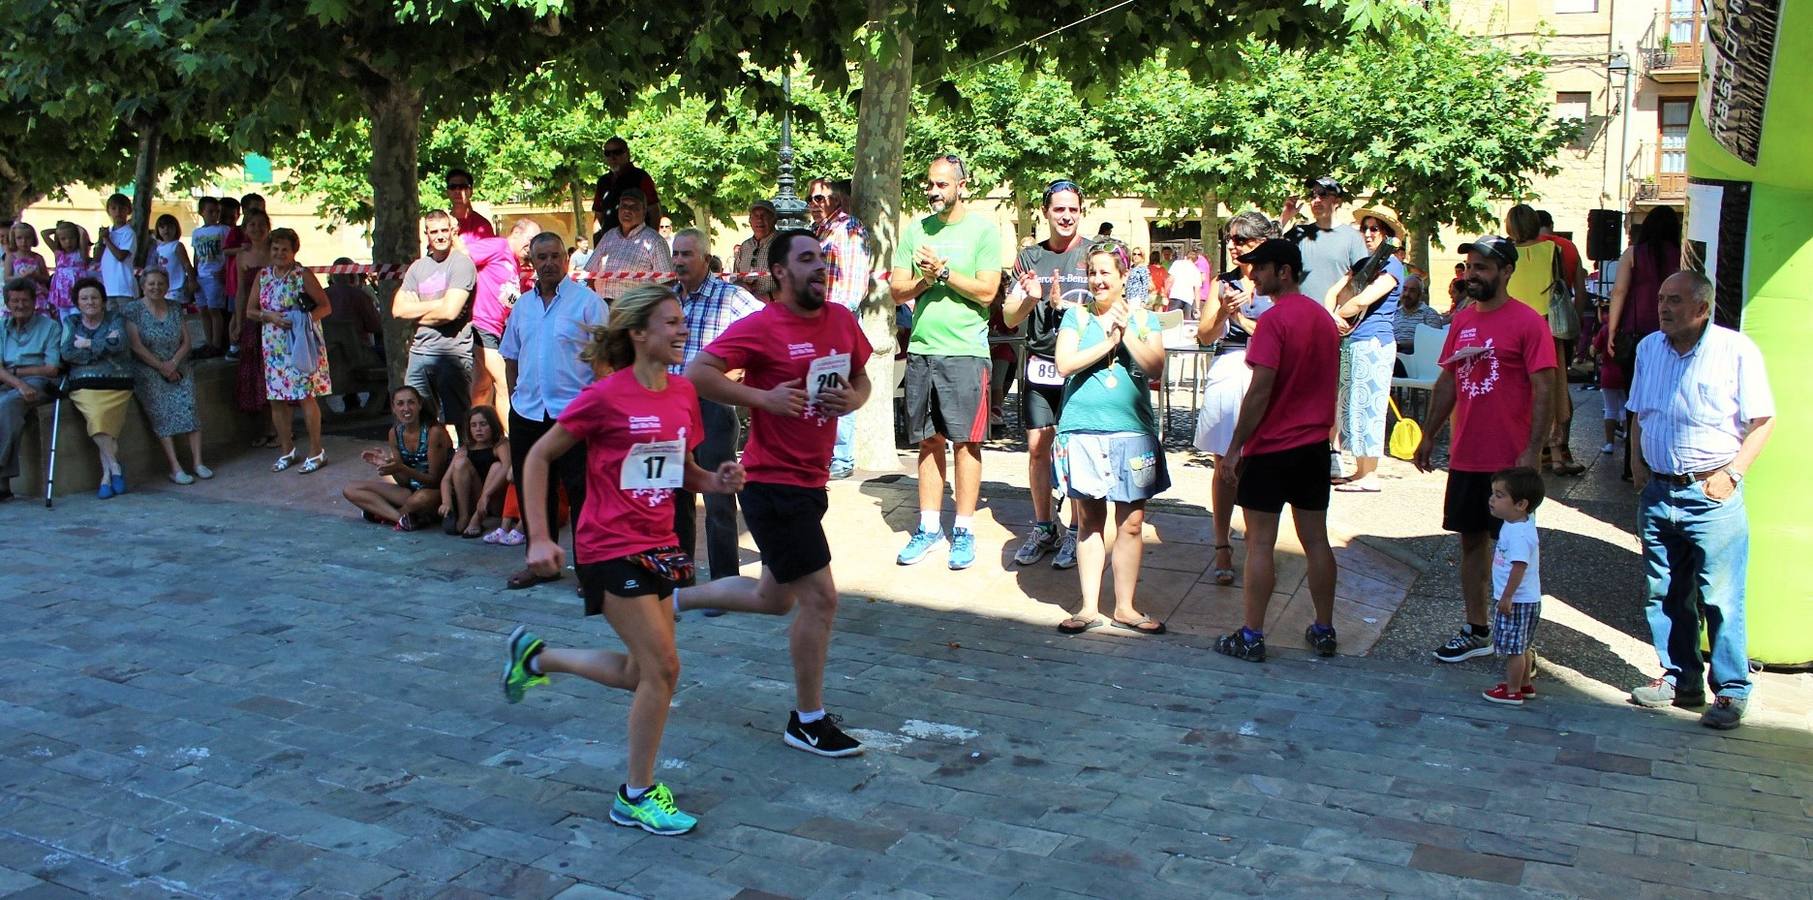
left=1057, top=616, right=1104, bottom=635
left=1334, top=481, right=1382, bottom=493
left=1110, top=617, right=1168, bottom=635
left=506, top=567, right=561, bottom=590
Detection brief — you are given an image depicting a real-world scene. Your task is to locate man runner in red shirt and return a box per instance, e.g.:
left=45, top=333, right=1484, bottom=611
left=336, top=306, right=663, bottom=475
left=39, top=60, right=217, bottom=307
left=680, top=229, right=875, bottom=758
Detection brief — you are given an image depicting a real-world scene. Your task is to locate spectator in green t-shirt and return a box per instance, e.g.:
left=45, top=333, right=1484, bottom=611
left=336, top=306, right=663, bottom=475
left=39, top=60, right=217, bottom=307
left=889, top=154, right=1003, bottom=572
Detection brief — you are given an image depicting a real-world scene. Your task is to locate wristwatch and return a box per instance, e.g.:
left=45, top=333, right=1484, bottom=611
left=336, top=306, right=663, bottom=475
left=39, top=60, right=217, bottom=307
left=1724, top=468, right=1743, bottom=485
left=935, top=265, right=950, bottom=285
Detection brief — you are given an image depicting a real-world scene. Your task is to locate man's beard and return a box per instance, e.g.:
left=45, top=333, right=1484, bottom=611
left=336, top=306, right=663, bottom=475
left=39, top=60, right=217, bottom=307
left=794, top=278, right=827, bottom=309
left=1464, top=278, right=1495, bottom=300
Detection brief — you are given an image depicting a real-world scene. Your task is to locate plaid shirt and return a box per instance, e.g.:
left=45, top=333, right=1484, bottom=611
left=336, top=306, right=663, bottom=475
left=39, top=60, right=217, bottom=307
left=585, top=223, right=672, bottom=301
left=671, top=276, right=763, bottom=374
left=815, top=211, right=873, bottom=311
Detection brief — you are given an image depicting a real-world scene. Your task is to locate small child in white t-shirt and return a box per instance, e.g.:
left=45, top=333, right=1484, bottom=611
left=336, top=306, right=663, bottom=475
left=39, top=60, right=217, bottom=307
left=1482, top=466, right=1546, bottom=706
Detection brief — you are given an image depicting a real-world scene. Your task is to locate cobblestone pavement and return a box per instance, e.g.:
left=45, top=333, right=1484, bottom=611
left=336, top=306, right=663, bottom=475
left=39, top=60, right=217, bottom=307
left=3, top=400, right=1811, bottom=898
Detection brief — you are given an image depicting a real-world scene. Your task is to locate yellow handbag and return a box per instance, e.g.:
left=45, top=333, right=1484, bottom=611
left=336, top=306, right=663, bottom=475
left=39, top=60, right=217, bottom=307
left=1388, top=396, right=1422, bottom=461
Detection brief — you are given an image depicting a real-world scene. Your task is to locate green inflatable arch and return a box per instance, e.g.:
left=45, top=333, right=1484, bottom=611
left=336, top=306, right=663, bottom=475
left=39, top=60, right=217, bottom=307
left=1686, top=0, right=1810, bottom=665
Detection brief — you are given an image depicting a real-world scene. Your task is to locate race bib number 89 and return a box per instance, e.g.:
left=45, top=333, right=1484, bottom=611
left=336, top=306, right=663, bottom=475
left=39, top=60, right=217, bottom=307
left=621, top=439, right=684, bottom=490
left=1026, top=355, right=1064, bottom=387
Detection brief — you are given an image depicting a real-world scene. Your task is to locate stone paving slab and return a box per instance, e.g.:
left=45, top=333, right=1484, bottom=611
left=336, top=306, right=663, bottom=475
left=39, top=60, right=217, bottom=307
left=3, top=486, right=1812, bottom=898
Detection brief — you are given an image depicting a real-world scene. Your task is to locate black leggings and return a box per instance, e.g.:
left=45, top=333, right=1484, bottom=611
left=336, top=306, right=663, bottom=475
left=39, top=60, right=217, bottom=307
left=508, top=410, right=589, bottom=548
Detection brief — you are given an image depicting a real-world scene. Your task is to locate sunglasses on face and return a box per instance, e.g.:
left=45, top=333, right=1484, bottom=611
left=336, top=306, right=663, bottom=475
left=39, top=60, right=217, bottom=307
left=448, top=183, right=472, bottom=191
left=808, top=195, right=831, bottom=204
left=1310, top=190, right=1341, bottom=200
left=605, top=148, right=628, bottom=157
left=1360, top=225, right=1386, bottom=234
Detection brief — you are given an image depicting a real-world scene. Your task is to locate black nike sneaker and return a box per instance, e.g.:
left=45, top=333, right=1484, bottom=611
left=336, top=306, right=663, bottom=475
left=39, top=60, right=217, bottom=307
left=783, top=711, right=864, bottom=758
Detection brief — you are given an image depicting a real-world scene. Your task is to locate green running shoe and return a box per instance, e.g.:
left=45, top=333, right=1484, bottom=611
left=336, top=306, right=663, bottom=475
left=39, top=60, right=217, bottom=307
left=501, top=625, right=549, bottom=703
left=610, top=783, right=698, bottom=836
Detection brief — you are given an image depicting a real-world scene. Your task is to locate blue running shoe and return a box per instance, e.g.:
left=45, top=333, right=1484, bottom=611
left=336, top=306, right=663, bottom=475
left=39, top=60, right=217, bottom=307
left=610, top=783, right=697, bottom=835
left=110, top=472, right=127, bottom=495
left=896, top=528, right=946, bottom=566
left=947, top=527, right=976, bottom=570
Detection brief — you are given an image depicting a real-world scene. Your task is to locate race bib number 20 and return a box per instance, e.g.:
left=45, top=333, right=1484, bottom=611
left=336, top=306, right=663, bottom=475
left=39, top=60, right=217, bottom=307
left=807, top=352, right=852, bottom=403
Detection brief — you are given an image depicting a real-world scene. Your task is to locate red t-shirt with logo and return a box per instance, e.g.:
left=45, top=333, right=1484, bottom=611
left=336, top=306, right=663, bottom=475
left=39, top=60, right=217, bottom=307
left=703, top=302, right=873, bottom=488
left=1242, top=292, right=1340, bottom=456
left=1439, top=300, right=1558, bottom=472
left=558, top=368, right=704, bottom=563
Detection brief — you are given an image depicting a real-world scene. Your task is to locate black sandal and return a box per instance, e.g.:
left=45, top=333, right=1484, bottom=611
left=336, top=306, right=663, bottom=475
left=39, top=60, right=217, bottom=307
left=1058, top=616, right=1103, bottom=635
left=1110, top=616, right=1167, bottom=635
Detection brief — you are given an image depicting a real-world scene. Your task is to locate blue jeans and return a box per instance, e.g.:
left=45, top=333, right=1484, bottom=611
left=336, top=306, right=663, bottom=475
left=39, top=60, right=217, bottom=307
left=832, top=412, right=855, bottom=471
left=1640, top=478, right=1750, bottom=698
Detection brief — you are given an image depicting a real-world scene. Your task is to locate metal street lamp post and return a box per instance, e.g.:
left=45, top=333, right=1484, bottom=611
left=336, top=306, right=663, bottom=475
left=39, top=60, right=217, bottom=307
left=771, top=70, right=811, bottom=231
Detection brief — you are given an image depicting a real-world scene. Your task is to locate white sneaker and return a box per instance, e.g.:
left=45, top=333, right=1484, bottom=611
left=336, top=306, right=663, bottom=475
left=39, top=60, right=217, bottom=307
left=1600, top=442, right=1615, bottom=454
left=194, top=465, right=214, bottom=479
left=169, top=471, right=196, bottom=485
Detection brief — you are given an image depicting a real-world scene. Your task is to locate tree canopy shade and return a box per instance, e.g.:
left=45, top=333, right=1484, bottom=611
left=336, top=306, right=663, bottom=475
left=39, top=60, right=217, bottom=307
left=0, top=0, right=296, bottom=249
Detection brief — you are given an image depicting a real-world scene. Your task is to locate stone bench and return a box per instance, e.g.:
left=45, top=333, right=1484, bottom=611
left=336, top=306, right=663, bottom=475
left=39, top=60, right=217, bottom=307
left=10, top=323, right=390, bottom=498
left=10, top=358, right=265, bottom=498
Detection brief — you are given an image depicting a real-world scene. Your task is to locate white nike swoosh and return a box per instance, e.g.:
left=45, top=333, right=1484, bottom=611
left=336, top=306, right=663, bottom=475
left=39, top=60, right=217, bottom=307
left=804, top=731, right=820, bottom=746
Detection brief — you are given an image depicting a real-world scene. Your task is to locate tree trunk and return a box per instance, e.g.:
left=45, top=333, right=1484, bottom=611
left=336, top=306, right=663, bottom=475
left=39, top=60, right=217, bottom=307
left=130, top=122, right=161, bottom=269
left=0, top=178, right=38, bottom=224
left=1015, top=194, right=1034, bottom=244
left=568, top=181, right=587, bottom=244
left=1408, top=214, right=1431, bottom=274
left=681, top=197, right=713, bottom=249
left=849, top=0, right=916, bottom=473
left=366, top=80, right=425, bottom=392
left=1200, top=186, right=1221, bottom=280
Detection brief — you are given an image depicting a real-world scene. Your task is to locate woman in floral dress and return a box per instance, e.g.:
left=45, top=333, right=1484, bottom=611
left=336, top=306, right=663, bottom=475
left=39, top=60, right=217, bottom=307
left=251, top=227, right=333, bottom=474
left=123, top=267, right=210, bottom=484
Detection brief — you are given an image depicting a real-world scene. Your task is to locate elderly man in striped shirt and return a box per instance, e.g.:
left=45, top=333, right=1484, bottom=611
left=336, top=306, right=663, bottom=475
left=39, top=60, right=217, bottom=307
left=671, top=227, right=763, bottom=589
left=811, top=177, right=874, bottom=479
left=1626, top=270, right=1775, bottom=730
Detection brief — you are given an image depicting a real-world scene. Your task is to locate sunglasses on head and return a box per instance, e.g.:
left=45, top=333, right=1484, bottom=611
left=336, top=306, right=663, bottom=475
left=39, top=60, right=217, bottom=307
left=937, top=154, right=969, bottom=179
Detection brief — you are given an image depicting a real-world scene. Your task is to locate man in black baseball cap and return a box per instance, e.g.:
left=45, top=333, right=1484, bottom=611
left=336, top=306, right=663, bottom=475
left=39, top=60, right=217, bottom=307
left=1456, top=234, right=1518, bottom=266
left=1284, top=174, right=1369, bottom=331
left=1414, top=233, right=1557, bottom=667
left=1214, top=236, right=1342, bottom=663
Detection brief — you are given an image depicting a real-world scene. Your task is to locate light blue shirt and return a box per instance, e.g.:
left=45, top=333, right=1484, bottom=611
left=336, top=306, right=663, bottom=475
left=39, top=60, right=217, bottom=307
left=499, top=277, right=606, bottom=420
left=1627, top=324, right=1774, bottom=475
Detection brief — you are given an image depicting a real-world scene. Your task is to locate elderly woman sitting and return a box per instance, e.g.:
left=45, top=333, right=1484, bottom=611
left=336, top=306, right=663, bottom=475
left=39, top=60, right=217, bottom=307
left=62, top=276, right=136, bottom=498
left=0, top=277, right=61, bottom=502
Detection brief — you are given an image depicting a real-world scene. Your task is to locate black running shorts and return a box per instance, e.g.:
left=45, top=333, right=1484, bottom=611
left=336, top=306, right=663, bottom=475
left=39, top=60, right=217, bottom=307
left=740, top=482, right=832, bottom=584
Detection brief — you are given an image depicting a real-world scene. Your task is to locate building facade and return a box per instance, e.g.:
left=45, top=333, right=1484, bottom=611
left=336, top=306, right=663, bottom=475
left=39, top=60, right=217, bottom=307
left=1445, top=0, right=1701, bottom=265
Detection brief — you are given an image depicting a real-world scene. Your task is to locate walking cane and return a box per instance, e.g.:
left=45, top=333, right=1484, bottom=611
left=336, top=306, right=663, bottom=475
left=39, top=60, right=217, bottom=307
left=44, top=375, right=67, bottom=508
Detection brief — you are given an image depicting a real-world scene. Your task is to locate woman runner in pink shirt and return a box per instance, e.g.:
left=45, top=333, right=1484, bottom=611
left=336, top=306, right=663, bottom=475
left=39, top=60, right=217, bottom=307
left=499, top=285, right=745, bottom=837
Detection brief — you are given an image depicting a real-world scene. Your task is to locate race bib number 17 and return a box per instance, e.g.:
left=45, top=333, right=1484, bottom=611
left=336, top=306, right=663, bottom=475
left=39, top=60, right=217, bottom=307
left=622, top=438, right=684, bottom=490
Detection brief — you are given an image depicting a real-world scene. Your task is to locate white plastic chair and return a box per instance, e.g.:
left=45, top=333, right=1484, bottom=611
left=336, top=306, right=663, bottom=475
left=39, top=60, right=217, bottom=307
left=1391, top=324, right=1447, bottom=393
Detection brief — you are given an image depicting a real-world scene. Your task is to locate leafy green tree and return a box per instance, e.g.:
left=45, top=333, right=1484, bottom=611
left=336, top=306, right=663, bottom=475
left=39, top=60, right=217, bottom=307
left=0, top=0, right=291, bottom=256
